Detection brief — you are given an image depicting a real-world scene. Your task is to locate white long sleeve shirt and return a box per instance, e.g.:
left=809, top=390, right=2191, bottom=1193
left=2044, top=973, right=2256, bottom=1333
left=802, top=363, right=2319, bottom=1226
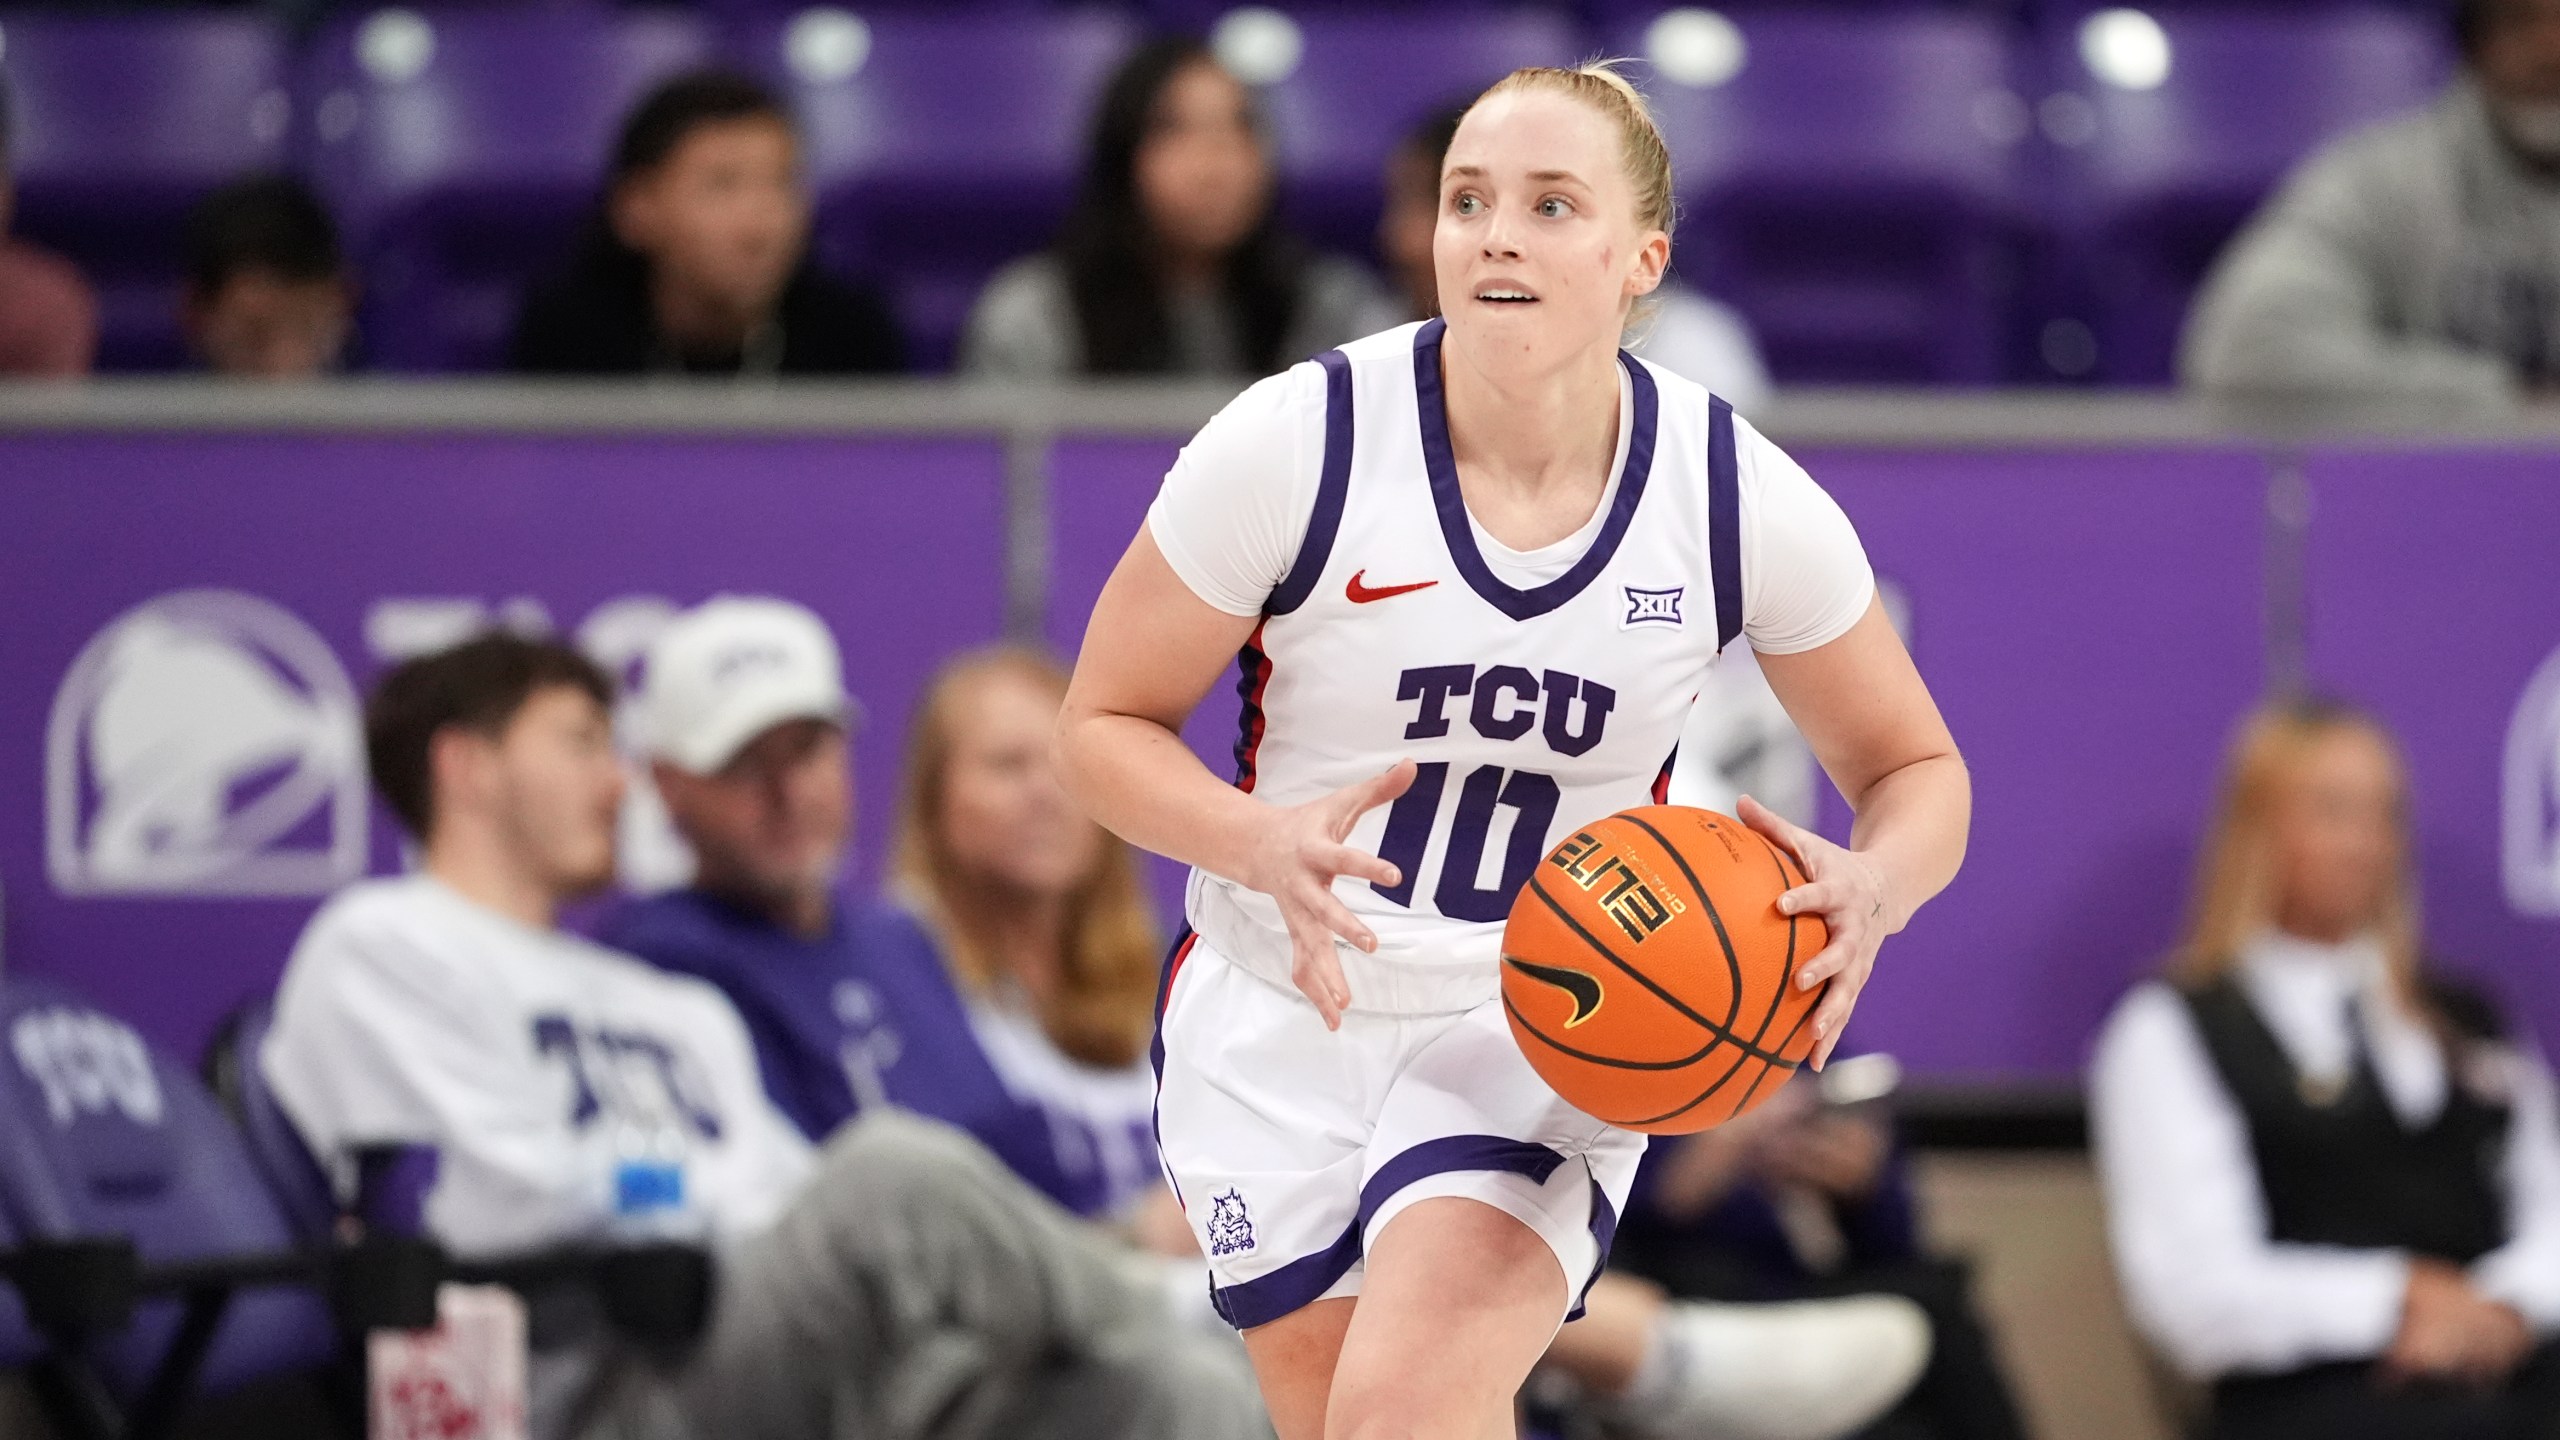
left=2089, top=931, right=2560, bottom=1381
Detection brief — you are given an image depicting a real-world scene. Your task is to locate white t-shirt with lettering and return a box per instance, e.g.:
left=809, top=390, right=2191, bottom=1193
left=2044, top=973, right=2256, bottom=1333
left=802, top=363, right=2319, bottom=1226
left=262, top=875, right=814, bottom=1257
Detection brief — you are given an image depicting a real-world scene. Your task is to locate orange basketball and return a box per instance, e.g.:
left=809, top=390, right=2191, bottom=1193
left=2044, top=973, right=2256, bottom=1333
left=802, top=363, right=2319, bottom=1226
left=1501, top=805, right=1828, bottom=1135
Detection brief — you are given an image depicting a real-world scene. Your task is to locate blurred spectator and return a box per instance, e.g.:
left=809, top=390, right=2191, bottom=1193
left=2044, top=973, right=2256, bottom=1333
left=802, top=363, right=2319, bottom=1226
left=1378, top=101, right=1770, bottom=411
left=512, top=71, right=903, bottom=377
left=0, top=76, right=97, bottom=377
left=604, top=603, right=1111, bottom=1215
left=2092, top=698, right=2560, bottom=1440
left=182, top=175, right=355, bottom=378
left=2183, top=0, right=2560, bottom=412
left=961, top=37, right=1393, bottom=379
left=1614, top=1067, right=2034, bottom=1440
left=262, top=630, right=1267, bottom=1440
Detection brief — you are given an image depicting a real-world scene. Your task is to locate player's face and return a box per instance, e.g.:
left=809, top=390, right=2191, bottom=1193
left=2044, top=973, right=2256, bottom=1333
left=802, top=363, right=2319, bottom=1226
left=657, top=718, right=851, bottom=904
left=185, top=269, right=352, bottom=378
left=935, top=671, right=1102, bottom=902
left=612, top=117, right=809, bottom=320
left=1135, top=60, right=1271, bottom=265
left=2268, top=726, right=2403, bottom=941
left=1434, top=90, right=1667, bottom=364
left=488, top=686, right=625, bottom=898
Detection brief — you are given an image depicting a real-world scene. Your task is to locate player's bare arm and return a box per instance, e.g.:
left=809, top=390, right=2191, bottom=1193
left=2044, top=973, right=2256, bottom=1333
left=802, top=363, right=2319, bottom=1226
left=1058, top=526, right=1412, bottom=1029
left=1751, top=593, right=1971, bottom=1067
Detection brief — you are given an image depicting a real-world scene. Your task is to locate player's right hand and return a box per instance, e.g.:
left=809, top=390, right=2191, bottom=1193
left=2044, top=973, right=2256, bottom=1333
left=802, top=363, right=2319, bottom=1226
left=1243, top=759, right=1416, bottom=1031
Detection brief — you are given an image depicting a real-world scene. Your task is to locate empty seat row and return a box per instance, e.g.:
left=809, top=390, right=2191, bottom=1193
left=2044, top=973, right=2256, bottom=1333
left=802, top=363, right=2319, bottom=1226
left=0, top=4, right=2458, bottom=380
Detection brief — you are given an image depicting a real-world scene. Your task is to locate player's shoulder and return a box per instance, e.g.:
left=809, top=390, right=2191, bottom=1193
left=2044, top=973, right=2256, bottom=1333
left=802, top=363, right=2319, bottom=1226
left=1331, top=319, right=1428, bottom=370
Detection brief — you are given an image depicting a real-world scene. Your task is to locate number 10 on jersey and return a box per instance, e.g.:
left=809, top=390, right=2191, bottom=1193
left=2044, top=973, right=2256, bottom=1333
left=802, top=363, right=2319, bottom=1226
left=1370, top=762, right=1561, bottom=924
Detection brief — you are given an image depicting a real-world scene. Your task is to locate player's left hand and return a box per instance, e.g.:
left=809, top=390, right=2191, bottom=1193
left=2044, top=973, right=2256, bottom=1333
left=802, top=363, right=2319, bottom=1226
left=1737, top=794, right=1899, bottom=1071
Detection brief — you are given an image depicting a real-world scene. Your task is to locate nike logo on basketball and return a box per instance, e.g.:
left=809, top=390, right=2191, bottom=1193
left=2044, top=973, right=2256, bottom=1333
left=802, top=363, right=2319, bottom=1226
left=1346, top=571, right=1438, bottom=604
left=1507, top=957, right=1604, bottom=1028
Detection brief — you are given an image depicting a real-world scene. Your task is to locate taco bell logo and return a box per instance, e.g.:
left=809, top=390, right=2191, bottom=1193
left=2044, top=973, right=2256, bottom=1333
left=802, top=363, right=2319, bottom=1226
left=2504, top=641, right=2560, bottom=918
left=47, top=590, right=367, bottom=896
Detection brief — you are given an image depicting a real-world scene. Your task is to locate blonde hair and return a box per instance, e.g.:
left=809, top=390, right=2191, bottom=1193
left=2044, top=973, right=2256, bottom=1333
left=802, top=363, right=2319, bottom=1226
left=2171, top=697, right=2424, bottom=1013
left=1472, top=60, right=1678, bottom=238
left=891, top=644, right=1163, bottom=1070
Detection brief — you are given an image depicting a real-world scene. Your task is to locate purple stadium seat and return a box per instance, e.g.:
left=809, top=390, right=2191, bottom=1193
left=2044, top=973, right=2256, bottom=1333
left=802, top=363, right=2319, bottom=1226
left=1246, top=10, right=1580, bottom=264
left=0, top=979, right=335, bottom=1400
left=2036, top=5, right=2454, bottom=382
left=743, top=7, right=1139, bottom=370
left=0, top=13, right=292, bottom=371
left=206, top=1000, right=339, bottom=1247
left=1618, top=9, right=2034, bottom=384
left=300, top=4, right=719, bottom=371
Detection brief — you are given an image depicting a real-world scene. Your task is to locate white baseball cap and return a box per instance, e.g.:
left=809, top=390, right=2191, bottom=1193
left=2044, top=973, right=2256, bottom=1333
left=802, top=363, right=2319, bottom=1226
left=641, top=596, right=857, bottom=774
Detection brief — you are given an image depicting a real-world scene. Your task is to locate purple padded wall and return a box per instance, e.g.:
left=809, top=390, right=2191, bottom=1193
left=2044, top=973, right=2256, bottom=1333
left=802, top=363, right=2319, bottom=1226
left=1621, top=11, right=2033, bottom=384
left=299, top=5, right=718, bottom=371
left=0, top=14, right=292, bottom=371
left=0, top=431, right=1008, bottom=1063
left=748, top=9, right=1140, bottom=371
left=2038, top=6, right=2453, bottom=382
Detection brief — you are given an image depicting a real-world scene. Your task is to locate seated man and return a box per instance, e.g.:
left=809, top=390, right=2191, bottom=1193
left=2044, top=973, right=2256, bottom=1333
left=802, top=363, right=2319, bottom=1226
left=182, top=175, right=357, bottom=378
left=0, top=76, right=95, bottom=377
left=2182, top=0, right=2560, bottom=412
left=611, top=596, right=1936, bottom=1440
left=261, top=631, right=1266, bottom=1440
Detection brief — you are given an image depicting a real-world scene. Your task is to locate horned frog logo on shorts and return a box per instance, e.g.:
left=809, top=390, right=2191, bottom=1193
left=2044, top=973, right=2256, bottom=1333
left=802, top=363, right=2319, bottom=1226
left=46, top=590, right=366, bottom=896
left=1206, top=1189, right=1256, bottom=1257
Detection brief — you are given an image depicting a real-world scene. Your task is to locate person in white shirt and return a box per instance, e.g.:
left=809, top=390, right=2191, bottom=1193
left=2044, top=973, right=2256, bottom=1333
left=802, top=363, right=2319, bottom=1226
left=261, top=631, right=1268, bottom=1440
left=2091, top=698, right=2560, bottom=1440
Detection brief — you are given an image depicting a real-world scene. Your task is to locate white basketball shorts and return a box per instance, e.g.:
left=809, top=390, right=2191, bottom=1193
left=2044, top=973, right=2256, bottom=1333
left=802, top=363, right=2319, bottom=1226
left=1151, top=931, right=1646, bottom=1332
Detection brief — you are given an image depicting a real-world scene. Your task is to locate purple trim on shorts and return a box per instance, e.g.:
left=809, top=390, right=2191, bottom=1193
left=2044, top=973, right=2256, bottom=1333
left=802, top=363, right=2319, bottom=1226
left=1568, top=1164, right=1619, bottom=1323
left=1149, top=928, right=1196, bottom=1211
left=1354, top=1134, right=1566, bottom=1232
left=1212, top=1224, right=1365, bottom=1330
left=1207, top=1134, right=1569, bottom=1331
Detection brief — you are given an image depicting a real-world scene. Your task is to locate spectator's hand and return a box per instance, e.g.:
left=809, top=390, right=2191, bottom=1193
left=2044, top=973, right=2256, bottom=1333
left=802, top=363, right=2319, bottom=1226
left=1761, top=1109, right=1891, bottom=1201
left=1240, top=761, right=1415, bottom=1030
left=2384, top=1260, right=2527, bottom=1386
left=1738, top=795, right=1893, bottom=1070
left=1650, top=1080, right=1815, bottom=1220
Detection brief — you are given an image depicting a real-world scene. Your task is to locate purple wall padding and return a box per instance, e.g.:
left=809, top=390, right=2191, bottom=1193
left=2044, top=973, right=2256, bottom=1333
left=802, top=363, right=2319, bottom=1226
left=2301, top=449, right=2560, bottom=1057
left=0, top=433, right=1007, bottom=1060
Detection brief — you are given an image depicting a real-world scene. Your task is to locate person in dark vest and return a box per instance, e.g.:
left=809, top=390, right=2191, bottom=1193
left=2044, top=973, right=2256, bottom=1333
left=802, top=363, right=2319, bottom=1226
left=2092, top=697, right=2560, bottom=1440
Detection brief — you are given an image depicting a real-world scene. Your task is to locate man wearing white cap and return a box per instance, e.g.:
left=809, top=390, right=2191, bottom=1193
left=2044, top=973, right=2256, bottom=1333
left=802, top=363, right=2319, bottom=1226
left=266, top=625, right=1270, bottom=1440
left=607, top=598, right=1073, bottom=1186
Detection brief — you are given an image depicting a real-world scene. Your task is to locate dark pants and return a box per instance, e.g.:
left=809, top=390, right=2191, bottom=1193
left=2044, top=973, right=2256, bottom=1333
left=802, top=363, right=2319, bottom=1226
left=2210, top=1345, right=2560, bottom=1440
left=1610, top=1228, right=2032, bottom=1440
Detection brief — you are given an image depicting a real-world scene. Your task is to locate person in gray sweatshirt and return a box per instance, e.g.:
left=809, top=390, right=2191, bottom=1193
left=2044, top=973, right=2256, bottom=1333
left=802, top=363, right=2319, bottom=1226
left=2181, top=0, right=2560, bottom=414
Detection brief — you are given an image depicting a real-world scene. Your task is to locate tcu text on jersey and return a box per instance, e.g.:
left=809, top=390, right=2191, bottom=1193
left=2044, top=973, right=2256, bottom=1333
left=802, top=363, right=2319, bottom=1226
left=531, top=1014, right=725, bottom=1141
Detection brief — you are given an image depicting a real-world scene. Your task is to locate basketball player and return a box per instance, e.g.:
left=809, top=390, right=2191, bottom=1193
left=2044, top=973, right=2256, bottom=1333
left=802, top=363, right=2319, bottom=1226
left=1057, top=64, right=1972, bottom=1440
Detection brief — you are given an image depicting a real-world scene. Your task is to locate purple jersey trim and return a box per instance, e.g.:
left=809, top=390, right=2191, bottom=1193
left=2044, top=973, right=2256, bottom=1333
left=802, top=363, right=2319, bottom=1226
left=1412, top=317, right=1660, bottom=621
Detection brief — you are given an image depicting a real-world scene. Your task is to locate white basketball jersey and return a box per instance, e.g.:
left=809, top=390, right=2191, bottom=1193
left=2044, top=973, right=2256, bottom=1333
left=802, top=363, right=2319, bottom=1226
left=1186, top=319, right=1746, bottom=1015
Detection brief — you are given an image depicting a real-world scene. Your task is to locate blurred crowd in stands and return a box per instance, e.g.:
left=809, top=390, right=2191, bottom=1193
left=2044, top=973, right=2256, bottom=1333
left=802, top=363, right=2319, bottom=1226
left=0, top=0, right=2556, bottom=409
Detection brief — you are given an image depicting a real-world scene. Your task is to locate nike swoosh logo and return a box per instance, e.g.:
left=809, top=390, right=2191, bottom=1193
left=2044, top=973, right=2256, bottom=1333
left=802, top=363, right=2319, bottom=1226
left=1507, top=957, right=1603, bottom=1028
left=1346, top=570, right=1439, bottom=604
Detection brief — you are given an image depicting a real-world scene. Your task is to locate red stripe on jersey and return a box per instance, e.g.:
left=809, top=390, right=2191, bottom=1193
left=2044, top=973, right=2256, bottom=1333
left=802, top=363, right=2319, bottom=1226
left=1232, top=619, right=1274, bottom=793
left=1652, top=747, right=1678, bottom=805
left=1158, top=932, right=1201, bottom=1019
